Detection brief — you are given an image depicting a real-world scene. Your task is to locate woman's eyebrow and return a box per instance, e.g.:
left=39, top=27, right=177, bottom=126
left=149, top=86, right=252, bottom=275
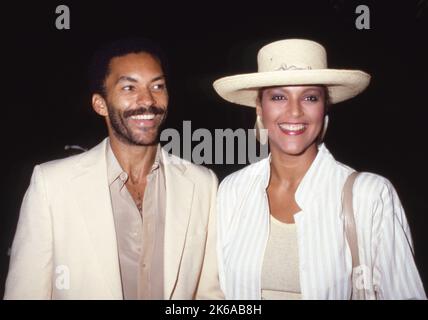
left=302, top=88, right=323, bottom=94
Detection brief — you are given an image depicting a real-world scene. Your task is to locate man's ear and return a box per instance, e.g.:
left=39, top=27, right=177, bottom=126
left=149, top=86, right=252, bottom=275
left=92, top=94, right=108, bottom=117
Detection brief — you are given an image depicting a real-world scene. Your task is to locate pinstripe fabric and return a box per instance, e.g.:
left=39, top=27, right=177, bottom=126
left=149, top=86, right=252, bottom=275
left=217, top=144, right=426, bottom=300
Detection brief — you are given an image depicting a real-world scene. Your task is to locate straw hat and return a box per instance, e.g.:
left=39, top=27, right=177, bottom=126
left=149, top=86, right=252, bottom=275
left=213, top=39, right=370, bottom=107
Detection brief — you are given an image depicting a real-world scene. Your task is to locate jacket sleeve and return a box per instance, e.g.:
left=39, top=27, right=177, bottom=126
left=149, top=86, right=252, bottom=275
left=195, top=169, right=225, bottom=299
left=4, top=165, right=53, bottom=299
left=372, top=179, right=426, bottom=299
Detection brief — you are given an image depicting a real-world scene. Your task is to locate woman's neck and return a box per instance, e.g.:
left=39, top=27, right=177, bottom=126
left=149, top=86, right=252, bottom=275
left=269, top=143, right=318, bottom=187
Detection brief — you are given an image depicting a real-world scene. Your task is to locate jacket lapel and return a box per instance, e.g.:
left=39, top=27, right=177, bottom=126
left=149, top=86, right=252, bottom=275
left=69, top=139, right=123, bottom=299
left=162, top=150, right=194, bottom=299
left=295, top=143, right=336, bottom=212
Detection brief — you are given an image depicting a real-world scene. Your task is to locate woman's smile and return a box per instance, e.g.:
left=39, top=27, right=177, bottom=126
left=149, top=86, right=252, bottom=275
left=278, top=122, right=308, bottom=135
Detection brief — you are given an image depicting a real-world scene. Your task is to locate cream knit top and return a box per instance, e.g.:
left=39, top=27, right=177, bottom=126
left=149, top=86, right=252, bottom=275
left=261, top=214, right=302, bottom=300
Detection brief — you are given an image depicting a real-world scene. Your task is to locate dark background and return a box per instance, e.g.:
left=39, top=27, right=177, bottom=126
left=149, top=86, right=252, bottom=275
left=1, top=0, right=427, bottom=297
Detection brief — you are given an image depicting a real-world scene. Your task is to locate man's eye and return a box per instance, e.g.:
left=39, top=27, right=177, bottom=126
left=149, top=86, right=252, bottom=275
left=152, top=83, right=165, bottom=91
left=122, top=85, right=135, bottom=91
left=305, top=95, right=319, bottom=102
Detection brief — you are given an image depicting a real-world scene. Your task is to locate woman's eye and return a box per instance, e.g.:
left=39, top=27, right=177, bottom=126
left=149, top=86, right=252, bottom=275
left=271, top=95, right=286, bottom=101
left=305, top=95, right=319, bottom=102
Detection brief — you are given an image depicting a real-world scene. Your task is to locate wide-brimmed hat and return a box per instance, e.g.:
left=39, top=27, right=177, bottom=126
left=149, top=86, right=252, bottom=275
left=213, top=39, right=370, bottom=107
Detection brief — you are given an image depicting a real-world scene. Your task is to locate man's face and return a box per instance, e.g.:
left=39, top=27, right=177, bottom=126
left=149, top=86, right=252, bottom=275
left=100, top=52, right=168, bottom=146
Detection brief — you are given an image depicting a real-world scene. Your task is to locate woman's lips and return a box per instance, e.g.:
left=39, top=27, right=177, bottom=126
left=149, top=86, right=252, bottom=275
left=278, top=123, right=308, bottom=135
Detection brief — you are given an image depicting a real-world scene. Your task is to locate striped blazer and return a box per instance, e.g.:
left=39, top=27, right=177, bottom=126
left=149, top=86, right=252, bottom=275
left=217, top=144, right=426, bottom=299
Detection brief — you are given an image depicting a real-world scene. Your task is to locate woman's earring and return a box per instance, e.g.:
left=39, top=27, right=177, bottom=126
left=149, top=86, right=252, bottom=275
left=319, top=114, right=329, bottom=143
left=255, top=115, right=268, bottom=145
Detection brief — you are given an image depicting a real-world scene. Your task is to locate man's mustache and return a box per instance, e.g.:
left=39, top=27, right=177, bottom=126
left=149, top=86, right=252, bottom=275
left=124, top=105, right=166, bottom=118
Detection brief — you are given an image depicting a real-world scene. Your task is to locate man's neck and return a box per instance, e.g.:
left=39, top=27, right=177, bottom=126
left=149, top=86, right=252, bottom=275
left=109, top=135, right=158, bottom=184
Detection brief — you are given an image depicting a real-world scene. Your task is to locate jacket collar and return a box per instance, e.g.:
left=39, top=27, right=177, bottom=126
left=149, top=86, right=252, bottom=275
left=105, top=139, right=163, bottom=186
left=260, top=143, right=339, bottom=211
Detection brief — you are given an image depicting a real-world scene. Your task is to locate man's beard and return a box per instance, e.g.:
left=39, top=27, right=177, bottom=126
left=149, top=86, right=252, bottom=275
left=107, top=102, right=167, bottom=146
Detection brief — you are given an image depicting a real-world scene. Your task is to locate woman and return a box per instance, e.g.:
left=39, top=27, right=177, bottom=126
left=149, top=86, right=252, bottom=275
left=213, top=39, right=426, bottom=300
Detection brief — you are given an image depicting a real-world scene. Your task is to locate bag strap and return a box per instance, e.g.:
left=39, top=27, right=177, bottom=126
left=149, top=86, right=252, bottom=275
left=343, top=172, right=360, bottom=269
left=342, top=171, right=366, bottom=299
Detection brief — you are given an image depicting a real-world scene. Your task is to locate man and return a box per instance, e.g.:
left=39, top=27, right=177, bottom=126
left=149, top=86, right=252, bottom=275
left=4, top=38, right=223, bottom=299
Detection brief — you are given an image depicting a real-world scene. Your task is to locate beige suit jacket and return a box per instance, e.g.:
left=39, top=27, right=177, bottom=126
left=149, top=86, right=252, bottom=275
left=4, top=138, right=223, bottom=300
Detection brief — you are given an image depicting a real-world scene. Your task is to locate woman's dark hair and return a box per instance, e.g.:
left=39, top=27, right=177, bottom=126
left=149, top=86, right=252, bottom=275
left=88, top=37, right=168, bottom=97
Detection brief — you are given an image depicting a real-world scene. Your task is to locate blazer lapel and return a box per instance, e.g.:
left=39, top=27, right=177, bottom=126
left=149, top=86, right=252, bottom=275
left=69, top=139, right=123, bottom=299
left=162, top=150, right=194, bottom=299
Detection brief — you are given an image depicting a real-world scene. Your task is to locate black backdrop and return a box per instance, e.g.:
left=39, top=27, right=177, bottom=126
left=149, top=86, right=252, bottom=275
left=1, top=0, right=427, bottom=297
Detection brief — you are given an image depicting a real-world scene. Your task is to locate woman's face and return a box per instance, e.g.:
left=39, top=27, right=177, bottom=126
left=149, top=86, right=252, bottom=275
left=257, top=85, right=326, bottom=156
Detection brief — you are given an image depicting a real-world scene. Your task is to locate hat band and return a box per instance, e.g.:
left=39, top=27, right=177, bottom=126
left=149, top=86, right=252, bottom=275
left=272, top=63, right=313, bottom=71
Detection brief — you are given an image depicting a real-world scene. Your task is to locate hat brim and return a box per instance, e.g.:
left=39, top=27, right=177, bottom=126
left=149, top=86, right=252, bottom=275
left=213, top=69, right=370, bottom=107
